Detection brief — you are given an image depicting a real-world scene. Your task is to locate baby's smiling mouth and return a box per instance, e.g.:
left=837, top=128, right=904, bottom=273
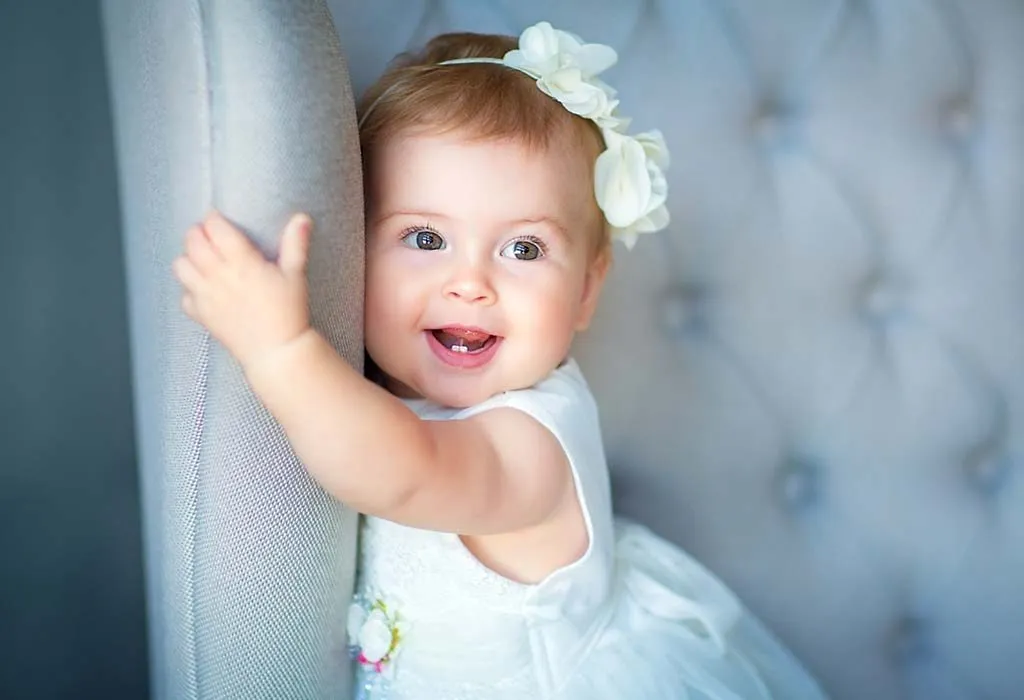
left=430, top=327, right=497, bottom=354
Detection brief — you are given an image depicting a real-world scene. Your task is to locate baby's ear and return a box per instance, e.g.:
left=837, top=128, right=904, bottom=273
left=575, top=247, right=612, bottom=331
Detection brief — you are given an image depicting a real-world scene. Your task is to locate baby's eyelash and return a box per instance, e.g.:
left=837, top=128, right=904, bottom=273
left=512, top=234, right=548, bottom=254
left=399, top=223, right=439, bottom=239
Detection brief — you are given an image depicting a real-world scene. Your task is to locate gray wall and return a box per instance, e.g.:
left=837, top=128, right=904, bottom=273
left=0, top=1, right=148, bottom=696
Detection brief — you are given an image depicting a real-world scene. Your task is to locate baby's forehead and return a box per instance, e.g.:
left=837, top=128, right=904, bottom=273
left=372, top=126, right=598, bottom=192
left=371, top=137, right=592, bottom=226
left=383, top=122, right=597, bottom=161
left=367, top=130, right=601, bottom=231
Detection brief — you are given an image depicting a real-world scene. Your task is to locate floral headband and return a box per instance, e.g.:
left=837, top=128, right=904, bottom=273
left=366, top=21, right=670, bottom=249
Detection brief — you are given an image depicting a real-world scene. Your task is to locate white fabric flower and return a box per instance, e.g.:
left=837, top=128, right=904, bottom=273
left=537, top=68, right=614, bottom=121
left=611, top=204, right=670, bottom=250
left=346, top=602, right=367, bottom=644
left=504, top=21, right=561, bottom=75
left=595, top=129, right=670, bottom=249
left=504, top=21, right=617, bottom=79
left=634, top=129, right=670, bottom=170
left=358, top=609, right=394, bottom=663
left=500, top=22, right=622, bottom=128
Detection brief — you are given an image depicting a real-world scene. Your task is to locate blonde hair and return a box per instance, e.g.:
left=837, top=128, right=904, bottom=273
left=357, top=32, right=609, bottom=252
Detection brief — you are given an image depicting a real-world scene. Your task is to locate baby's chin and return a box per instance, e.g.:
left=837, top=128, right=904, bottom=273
left=388, top=375, right=502, bottom=409
left=380, top=368, right=539, bottom=409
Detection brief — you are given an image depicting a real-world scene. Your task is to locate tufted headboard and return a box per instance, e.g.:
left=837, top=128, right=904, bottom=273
left=329, top=1, right=1024, bottom=698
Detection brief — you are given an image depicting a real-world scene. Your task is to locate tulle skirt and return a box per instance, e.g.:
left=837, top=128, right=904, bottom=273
left=556, top=519, right=829, bottom=699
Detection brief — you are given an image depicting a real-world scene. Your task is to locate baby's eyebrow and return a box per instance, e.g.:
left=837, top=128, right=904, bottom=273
left=372, top=211, right=573, bottom=242
left=510, top=217, right=571, bottom=241
left=372, top=210, right=450, bottom=226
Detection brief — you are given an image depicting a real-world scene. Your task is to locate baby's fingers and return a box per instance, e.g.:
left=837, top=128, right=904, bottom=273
left=172, top=255, right=205, bottom=292
left=180, top=292, right=198, bottom=321
left=204, top=211, right=262, bottom=264
left=184, top=225, right=220, bottom=273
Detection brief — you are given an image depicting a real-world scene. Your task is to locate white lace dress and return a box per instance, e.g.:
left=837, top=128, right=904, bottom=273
left=348, top=360, right=828, bottom=699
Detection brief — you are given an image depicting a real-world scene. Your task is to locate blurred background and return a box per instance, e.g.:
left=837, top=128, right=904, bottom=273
left=0, top=2, right=148, bottom=697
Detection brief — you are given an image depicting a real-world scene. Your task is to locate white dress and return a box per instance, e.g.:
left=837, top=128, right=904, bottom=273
left=349, top=359, right=828, bottom=699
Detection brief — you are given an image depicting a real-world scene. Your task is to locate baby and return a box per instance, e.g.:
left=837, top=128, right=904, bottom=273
left=174, top=20, right=827, bottom=700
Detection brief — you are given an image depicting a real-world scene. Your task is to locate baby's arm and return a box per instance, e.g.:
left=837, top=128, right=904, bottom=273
left=173, top=212, right=573, bottom=535
left=248, top=327, right=571, bottom=534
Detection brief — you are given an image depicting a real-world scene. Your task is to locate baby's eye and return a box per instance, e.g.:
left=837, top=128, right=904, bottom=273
left=500, top=238, right=544, bottom=261
left=401, top=227, right=446, bottom=251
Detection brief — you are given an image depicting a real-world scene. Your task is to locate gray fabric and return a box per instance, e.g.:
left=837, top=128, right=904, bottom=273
left=101, top=1, right=363, bottom=698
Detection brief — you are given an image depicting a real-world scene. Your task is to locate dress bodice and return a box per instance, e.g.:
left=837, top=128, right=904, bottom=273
left=353, top=360, right=616, bottom=698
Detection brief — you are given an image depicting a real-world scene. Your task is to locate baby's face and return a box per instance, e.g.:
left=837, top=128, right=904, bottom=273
left=364, top=129, right=608, bottom=407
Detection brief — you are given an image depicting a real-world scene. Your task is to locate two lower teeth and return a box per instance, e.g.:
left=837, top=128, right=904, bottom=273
left=451, top=343, right=469, bottom=353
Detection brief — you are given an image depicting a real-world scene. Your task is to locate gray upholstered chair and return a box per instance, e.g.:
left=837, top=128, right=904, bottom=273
left=5, top=1, right=1018, bottom=698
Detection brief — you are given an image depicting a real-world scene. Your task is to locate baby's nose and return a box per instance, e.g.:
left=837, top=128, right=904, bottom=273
left=442, top=261, right=497, bottom=305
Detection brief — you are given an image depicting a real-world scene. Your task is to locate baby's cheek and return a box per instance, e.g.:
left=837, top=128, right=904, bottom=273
left=363, top=287, right=399, bottom=356
left=527, top=297, right=578, bottom=354
left=364, top=259, right=405, bottom=319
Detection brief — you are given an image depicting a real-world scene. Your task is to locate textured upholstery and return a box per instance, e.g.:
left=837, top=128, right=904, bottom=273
left=102, top=1, right=363, bottom=697
left=326, top=2, right=1024, bottom=699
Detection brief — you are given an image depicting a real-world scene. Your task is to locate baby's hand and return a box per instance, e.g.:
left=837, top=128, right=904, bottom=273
left=172, top=211, right=313, bottom=371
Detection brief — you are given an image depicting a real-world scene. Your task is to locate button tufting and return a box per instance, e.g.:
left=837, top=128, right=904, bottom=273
left=659, top=284, right=709, bottom=337
left=944, top=93, right=975, bottom=140
left=752, top=97, right=797, bottom=147
left=775, top=456, right=821, bottom=512
left=860, top=269, right=908, bottom=324
left=888, top=616, right=932, bottom=666
left=965, top=442, right=1013, bottom=496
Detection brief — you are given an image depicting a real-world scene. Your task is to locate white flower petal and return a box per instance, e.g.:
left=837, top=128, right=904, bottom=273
left=554, top=28, right=584, bottom=55
left=612, top=225, right=640, bottom=250
left=641, top=204, right=671, bottom=233
left=593, top=106, right=630, bottom=132
left=590, top=77, right=618, bottom=99
left=501, top=49, right=529, bottom=73
left=516, top=22, right=561, bottom=74
left=359, top=610, right=394, bottom=663
left=635, top=129, right=670, bottom=170
left=346, top=603, right=367, bottom=644
left=611, top=204, right=670, bottom=248
left=540, top=67, right=584, bottom=93
left=537, top=69, right=613, bottom=120
left=520, top=22, right=557, bottom=58
left=645, top=161, right=668, bottom=213
left=594, top=134, right=652, bottom=228
left=572, top=44, right=618, bottom=76
left=548, top=81, right=610, bottom=118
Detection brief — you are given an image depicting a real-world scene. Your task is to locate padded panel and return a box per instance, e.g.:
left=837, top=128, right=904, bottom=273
left=102, top=1, right=363, bottom=697
left=328, top=1, right=1024, bottom=698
